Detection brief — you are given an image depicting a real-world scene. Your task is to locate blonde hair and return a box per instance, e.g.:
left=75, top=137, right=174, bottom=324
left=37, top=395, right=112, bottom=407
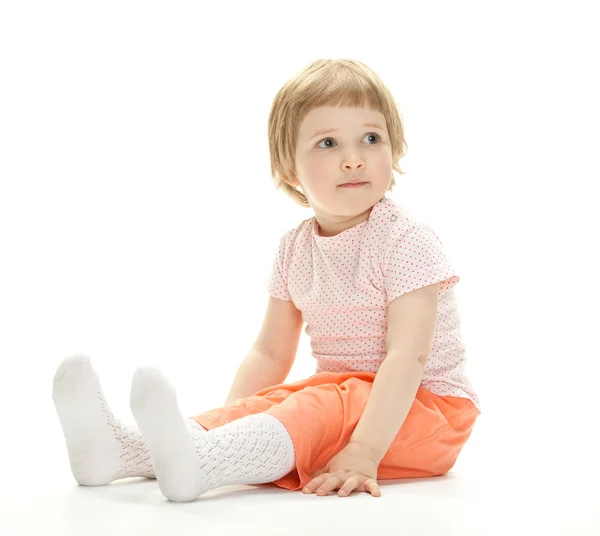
left=268, top=58, right=408, bottom=208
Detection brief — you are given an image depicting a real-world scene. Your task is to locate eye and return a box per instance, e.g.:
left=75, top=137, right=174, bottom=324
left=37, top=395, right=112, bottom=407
left=316, top=132, right=381, bottom=149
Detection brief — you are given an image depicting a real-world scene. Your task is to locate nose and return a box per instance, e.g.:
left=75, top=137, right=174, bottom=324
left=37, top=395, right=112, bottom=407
left=342, top=159, right=364, bottom=171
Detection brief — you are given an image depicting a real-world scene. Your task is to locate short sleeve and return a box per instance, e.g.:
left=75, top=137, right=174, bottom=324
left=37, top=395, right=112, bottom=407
left=383, top=223, right=460, bottom=306
left=265, top=232, right=292, bottom=301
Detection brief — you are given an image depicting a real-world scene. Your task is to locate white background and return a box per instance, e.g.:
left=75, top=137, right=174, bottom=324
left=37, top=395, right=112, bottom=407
left=1, top=1, right=598, bottom=534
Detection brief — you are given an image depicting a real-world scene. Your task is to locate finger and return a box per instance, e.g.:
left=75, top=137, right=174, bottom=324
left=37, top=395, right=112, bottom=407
left=365, top=479, right=382, bottom=497
left=316, top=476, right=342, bottom=496
left=338, top=476, right=360, bottom=497
left=303, top=475, right=329, bottom=494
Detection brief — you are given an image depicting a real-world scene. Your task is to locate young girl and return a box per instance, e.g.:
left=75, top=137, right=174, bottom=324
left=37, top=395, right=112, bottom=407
left=52, top=58, right=481, bottom=502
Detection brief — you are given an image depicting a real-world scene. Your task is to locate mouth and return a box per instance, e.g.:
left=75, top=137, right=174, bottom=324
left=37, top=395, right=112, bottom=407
left=339, top=182, right=368, bottom=188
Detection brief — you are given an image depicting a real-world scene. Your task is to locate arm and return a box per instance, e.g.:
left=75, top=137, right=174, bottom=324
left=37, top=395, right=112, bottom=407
left=224, top=349, right=293, bottom=405
left=349, top=282, right=440, bottom=463
left=225, top=296, right=303, bottom=405
left=349, top=353, right=426, bottom=463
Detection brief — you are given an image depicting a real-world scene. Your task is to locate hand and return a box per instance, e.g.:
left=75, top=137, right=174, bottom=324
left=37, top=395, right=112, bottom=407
left=302, top=441, right=382, bottom=497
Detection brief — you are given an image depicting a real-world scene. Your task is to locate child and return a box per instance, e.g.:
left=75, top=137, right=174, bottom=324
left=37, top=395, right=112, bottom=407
left=52, top=58, right=481, bottom=502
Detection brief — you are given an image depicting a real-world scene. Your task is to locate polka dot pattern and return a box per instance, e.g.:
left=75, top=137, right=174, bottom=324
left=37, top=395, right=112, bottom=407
left=266, top=196, right=481, bottom=413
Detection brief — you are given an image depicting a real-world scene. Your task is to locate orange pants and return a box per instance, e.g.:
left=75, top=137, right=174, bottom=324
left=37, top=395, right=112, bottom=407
left=190, top=371, right=479, bottom=491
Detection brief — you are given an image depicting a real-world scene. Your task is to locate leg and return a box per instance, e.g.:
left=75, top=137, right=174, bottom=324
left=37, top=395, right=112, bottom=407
left=228, top=373, right=478, bottom=491
left=190, top=370, right=380, bottom=491
left=188, top=380, right=301, bottom=429
left=52, top=355, right=158, bottom=485
left=152, top=370, right=478, bottom=495
left=130, top=367, right=296, bottom=502
left=377, top=389, right=479, bottom=479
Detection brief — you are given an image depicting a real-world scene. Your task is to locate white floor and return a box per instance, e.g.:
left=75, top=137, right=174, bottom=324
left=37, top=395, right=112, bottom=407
left=2, top=413, right=599, bottom=536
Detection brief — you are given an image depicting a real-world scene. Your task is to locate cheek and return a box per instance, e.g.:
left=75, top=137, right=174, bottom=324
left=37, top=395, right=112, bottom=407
left=373, top=156, right=393, bottom=178
left=307, top=157, right=330, bottom=173
left=303, top=161, right=333, bottom=188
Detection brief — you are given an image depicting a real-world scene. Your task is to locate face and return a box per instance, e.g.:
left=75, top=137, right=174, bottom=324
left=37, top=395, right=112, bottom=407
left=290, top=105, right=393, bottom=237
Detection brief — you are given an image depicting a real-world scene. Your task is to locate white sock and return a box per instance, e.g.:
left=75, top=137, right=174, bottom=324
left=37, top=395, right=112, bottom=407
left=52, top=354, right=207, bottom=485
left=130, top=367, right=296, bottom=502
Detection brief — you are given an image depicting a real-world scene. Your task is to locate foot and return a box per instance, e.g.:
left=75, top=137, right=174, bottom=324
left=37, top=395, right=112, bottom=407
left=52, top=354, right=154, bottom=485
left=130, top=367, right=207, bottom=501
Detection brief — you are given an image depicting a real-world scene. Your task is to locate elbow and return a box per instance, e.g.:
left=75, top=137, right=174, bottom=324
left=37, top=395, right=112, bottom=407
left=384, top=350, right=429, bottom=366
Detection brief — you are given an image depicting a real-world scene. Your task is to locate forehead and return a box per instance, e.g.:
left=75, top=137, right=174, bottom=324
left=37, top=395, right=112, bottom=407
left=299, top=106, right=385, bottom=132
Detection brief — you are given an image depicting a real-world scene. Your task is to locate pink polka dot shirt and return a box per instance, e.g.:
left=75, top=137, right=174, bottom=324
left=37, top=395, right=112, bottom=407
left=266, top=196, right=481, bottom=414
